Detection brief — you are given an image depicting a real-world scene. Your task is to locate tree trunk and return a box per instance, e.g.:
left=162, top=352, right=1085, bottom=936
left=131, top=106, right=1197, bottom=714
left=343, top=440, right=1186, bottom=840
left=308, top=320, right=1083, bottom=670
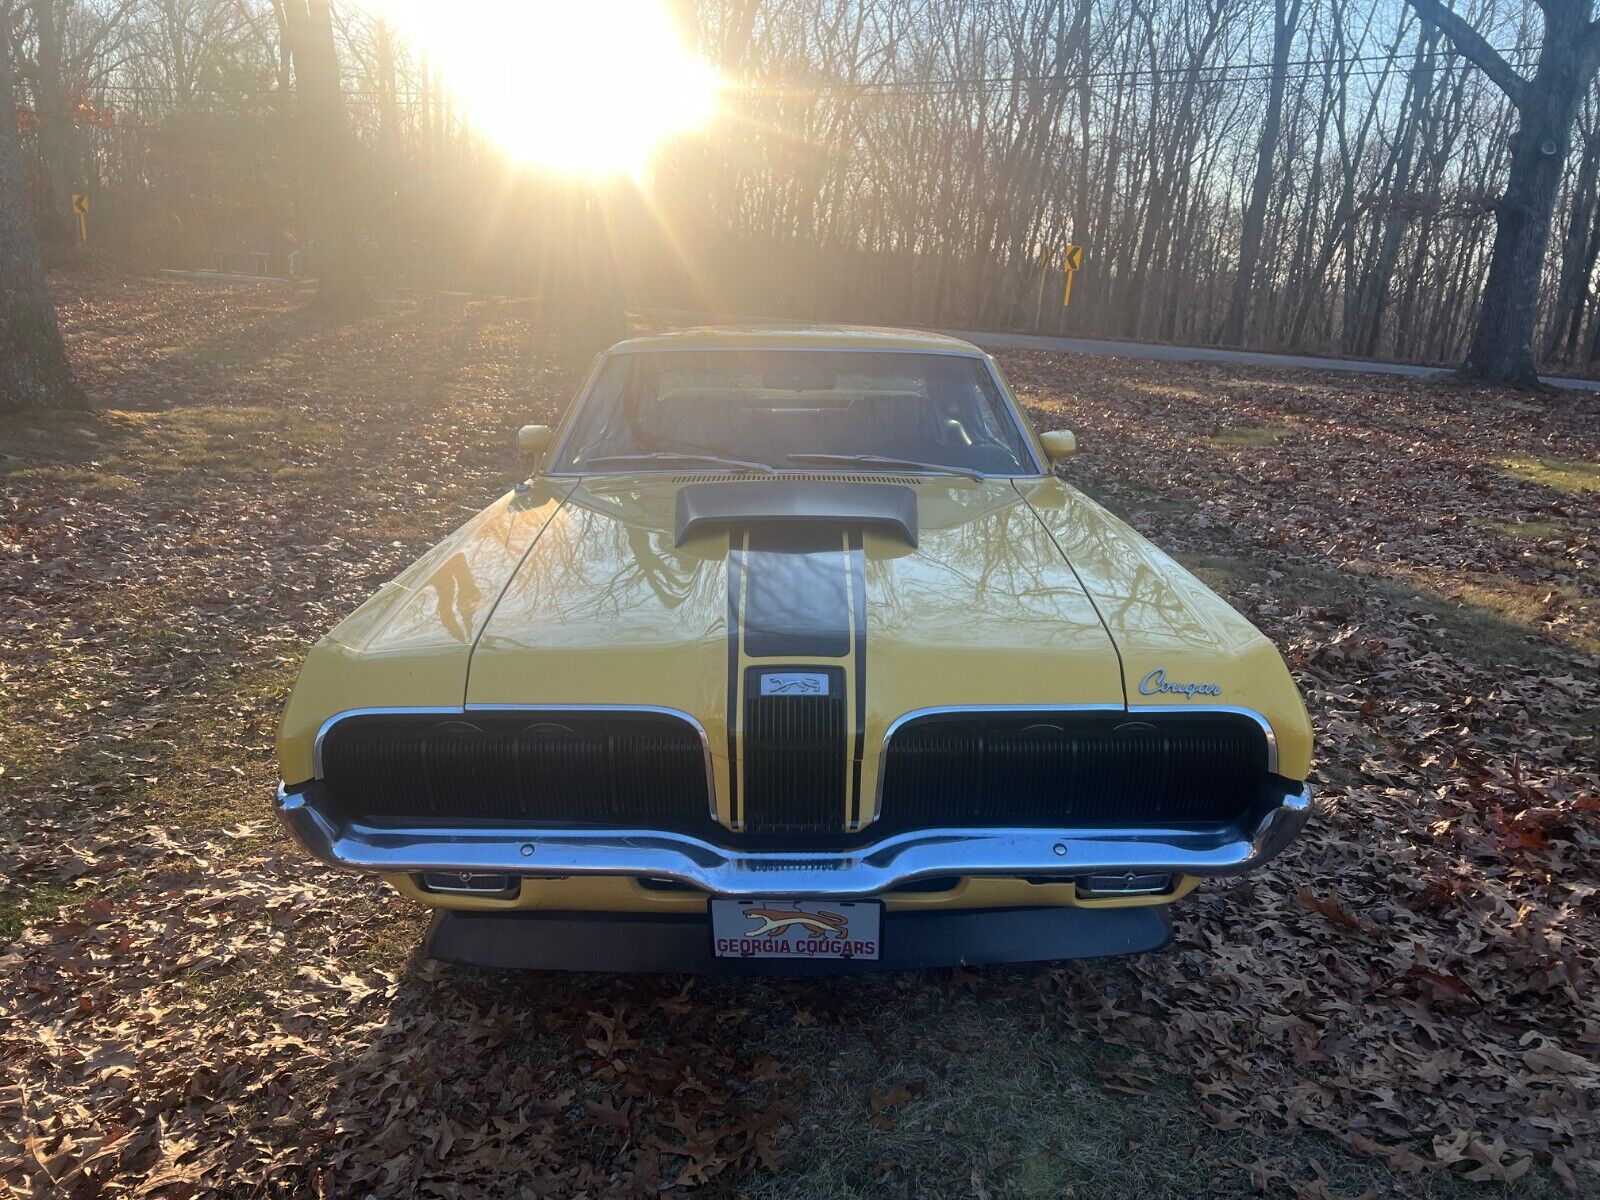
left=1544, top=117, right=1600, bottom=359
left=283, top=0, right=371, bottom=316
left=544, top=183, right=626, bottom=368
left=31, top=0, right=76, bottom=254
left=1222, top=0, right=1301, bottom=346
left=1461, top=98, right=1577, bottom=384
left=576, top=186, right=627, bottom=363
left=0, top=26, right=78, bottom=411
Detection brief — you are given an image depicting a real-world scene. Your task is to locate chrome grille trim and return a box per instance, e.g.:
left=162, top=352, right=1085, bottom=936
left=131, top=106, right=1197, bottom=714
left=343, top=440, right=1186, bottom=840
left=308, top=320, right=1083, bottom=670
left=275, top=782, right=1314, bottom=899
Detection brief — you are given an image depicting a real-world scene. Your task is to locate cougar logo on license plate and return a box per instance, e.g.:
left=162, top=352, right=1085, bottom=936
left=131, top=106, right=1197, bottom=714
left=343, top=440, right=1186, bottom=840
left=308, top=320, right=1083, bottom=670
left=710, top=898, right=881, bottom=960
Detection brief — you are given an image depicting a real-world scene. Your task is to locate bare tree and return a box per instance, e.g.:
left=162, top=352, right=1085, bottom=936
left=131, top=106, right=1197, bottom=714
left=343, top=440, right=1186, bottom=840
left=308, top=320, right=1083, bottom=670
left=1409, top=0, right=1600, bottom=384
left=1221, top=0, right=1303, bottom=345
left=282, top=0, right=369, bottom=314
left=29, top=0, right=72, bottom=250
left=0, top=1, right=77, bottom=411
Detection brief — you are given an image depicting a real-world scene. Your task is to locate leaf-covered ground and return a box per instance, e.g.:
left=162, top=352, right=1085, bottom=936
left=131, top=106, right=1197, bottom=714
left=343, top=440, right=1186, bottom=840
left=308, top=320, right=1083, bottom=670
left=2, top=274, right=1596, bottom=1198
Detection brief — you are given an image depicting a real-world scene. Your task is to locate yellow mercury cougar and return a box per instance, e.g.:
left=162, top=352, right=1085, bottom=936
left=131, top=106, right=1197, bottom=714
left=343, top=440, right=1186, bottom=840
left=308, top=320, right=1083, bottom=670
left=275, top=328, right=1313, bottom=972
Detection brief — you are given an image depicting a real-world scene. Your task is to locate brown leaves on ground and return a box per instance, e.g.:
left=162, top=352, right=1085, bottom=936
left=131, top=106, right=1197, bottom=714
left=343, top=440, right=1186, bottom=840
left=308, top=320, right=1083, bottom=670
left=1, top=277, right=1597, bottom=1195
left=1005, top=349, right=1600, bottom=1188
left=1296, top=886, right=1372, bottom=934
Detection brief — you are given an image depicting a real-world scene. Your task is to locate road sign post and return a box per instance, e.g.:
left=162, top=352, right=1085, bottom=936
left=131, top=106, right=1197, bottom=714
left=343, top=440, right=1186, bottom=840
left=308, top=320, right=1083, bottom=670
left=72, top=193, right=89, bottom=242
left=1062, top=243, right=1083, bottom=306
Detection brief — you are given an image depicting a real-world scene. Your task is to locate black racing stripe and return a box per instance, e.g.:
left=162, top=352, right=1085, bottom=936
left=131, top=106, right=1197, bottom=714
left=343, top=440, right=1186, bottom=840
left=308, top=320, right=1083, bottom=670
left=725, top=530, right=742, bottom=825
left=848, top=528, right=867, bottom=826
left=741, top=526, right=851, bottom=658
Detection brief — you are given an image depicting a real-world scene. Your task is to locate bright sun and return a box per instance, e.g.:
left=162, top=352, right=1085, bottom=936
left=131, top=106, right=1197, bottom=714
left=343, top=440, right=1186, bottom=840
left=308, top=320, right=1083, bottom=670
left=370, top=0, right=718, bottom=176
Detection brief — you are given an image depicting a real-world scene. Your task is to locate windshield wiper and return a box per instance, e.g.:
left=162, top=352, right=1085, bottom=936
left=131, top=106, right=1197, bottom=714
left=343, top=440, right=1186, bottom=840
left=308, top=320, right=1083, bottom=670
left=786, top=453, right=982, bottom=482
left=583, top=451, right=776, bottom=474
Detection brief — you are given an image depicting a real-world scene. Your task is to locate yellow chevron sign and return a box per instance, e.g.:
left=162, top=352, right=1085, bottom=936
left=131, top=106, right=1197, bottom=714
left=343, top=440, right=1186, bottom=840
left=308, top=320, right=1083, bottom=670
left=1062, top=243, right=1083, bottom=305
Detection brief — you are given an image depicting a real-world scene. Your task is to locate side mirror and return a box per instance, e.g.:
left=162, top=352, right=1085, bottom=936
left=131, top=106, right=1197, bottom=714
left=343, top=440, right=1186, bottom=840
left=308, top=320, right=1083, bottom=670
left=517, top=424, right=552, bottom=464
left=1040, top=430, right=1077, bottom=462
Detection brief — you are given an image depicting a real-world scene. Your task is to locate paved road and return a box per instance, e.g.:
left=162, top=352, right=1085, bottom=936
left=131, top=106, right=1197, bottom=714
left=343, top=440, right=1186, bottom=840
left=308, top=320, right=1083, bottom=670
left=942, top=328, right=1600, bottom=393
left=160, top=273, right=1600, bottom=393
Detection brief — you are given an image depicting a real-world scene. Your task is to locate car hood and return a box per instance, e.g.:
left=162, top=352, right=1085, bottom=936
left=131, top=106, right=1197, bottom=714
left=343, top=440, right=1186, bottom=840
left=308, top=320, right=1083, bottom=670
left=278, top=472, right=1311, bottom=791
left=465, top=476, right=1126, bottom=807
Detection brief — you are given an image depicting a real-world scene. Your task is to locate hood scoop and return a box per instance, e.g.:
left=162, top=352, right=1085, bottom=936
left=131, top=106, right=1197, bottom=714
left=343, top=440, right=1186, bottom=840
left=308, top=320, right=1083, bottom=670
left=674, top=480, right=918, bottom=548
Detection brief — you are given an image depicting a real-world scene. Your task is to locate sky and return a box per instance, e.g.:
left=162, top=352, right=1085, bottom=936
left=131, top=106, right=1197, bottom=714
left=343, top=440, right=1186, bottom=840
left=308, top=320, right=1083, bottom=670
left=362, top=0, right=719, bottom=175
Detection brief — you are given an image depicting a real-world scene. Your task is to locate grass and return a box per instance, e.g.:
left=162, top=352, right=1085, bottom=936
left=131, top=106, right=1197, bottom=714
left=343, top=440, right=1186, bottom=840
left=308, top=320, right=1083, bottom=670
left=1078, top=476, right=1595, bottom=749
left=735, top=979, right=1559, bottom=1200
left=179, top=945, right=304, bottom=1016
left=0, top=589, right=295, bottom=839
left=0, top=409, right=116, bottom=472
left=1109, top=492, right=1199, bottom=521
left=1483, top=518, right=1585, bottom=543
left=1181, top=551, right=1586, bottom=672
left=1498, top=455, right=1600, bottom=495
left=0, top=880, right=83, bottom=942
left=1, top=402, right=343, bottom=484
left=1082, top=446, right=1596, bottom=670
left=1560, top=706, right=1600, bottom=735
left=1446, top=576, right=1598, bottom=655
left=102, top=405, right=344, bottom=477
left=1201, top=422, right=1295, bottom=451
left=133, top=658, right=298, bottom=834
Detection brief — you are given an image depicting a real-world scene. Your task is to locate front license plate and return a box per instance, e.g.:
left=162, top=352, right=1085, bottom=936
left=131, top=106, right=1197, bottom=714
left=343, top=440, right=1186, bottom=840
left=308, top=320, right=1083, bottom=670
left=710, top=898, right=882, bottom=961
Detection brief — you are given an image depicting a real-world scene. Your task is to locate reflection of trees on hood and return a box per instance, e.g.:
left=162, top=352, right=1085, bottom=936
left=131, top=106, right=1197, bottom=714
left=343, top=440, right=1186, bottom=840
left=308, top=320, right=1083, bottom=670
left=868, top=486, right=1093, bottom=637
left=624, top=525, right=700, bottom=610
left=426, top=552, right=484, bottom=644
left=497, top=493, right=722, bottom=634
left=548, top=485, right=704, bottom=613
left=1041, top=489, right=1223, bottom=652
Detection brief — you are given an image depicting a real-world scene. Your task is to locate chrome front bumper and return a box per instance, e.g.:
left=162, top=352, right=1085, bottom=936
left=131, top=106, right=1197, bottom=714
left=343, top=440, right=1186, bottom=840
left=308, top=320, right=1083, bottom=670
left=274, top=784, right=1313, bottom=900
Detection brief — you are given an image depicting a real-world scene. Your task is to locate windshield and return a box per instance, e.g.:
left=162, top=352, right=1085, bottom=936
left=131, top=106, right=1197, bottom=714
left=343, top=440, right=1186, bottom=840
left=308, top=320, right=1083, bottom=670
left=550, top=350, right=1038, bottom=476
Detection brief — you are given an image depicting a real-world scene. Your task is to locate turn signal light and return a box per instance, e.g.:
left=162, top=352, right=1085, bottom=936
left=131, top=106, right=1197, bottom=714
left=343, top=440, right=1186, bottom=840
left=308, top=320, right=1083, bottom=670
left=418, top=871, right=517, bottom=896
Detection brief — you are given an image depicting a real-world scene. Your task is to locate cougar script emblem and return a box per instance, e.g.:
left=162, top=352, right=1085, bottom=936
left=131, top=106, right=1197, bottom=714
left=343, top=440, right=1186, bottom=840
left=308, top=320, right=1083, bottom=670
left=1138, top=668, right=1222, bottom=699
left=743, top=907, right=849, bottom=938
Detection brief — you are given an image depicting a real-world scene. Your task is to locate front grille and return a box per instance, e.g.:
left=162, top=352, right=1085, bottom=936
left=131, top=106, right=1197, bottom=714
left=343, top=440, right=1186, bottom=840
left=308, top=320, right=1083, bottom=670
left=740, top=667, right=847, bottom=834
left=876, top=711, right=1268, bottom=831
left=319, top=711, right=713, bottom=831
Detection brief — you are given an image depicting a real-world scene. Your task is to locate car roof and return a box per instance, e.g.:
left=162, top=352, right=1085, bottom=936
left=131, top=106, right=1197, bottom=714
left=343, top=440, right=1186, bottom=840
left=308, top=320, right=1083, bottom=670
left=607, top=325, right=985, bottom=356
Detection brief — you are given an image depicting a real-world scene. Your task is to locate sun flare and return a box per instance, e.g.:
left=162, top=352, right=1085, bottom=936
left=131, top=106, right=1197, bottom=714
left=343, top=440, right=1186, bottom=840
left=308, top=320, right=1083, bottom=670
left=370, top=0, right=718, bottom=176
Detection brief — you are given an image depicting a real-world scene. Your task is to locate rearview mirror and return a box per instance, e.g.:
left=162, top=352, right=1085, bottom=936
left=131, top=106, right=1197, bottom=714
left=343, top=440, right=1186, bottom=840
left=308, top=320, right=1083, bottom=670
left=1040, top=430, right=1077, bottom=462
left=518, top=424, right=552, bottom=462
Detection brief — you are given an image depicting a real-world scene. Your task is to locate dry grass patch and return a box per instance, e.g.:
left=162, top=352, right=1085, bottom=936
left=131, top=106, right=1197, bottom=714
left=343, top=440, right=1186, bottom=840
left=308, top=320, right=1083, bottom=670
left=100, top=405, right=343, bottom=476
left=0, top=402, right=343, bottom=482
left=1482, top=517, right=1587, bottom=544
left=1127, top=380, right=1212, bottom=403
left=1378, top=566, right=1600, bottom=659
left=1201, top=421, right=1295, bottom=450
left=1498, top=454, right=1600, bottom=494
